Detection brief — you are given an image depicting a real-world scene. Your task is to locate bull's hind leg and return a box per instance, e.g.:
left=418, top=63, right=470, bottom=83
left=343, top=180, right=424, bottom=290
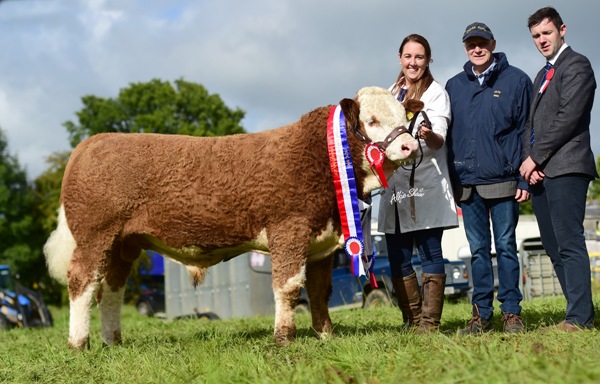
left=97, top=242, right=136, bottom=346
left=305, top=253, right=334, bottom=338
left=268, top=222, right=310, bottom=346
left=67, top=247, right=102, bottom=350
left=97, top=280, right=127, bottom=346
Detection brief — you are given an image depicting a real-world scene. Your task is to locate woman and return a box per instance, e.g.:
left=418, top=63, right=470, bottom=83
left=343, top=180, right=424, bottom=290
left=378, top=34, right=458, bottom=333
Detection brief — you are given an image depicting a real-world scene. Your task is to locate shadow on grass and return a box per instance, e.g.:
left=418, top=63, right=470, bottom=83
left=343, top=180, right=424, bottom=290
left=129, top=296, right=600, bottom=347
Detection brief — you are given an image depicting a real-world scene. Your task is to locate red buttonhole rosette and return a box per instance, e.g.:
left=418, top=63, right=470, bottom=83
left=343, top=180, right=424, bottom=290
left=365, top=143, right=388, bottom=188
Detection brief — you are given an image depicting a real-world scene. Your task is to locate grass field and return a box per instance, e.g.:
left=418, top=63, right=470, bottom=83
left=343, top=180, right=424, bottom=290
left=1, top=295, right=600, bottom=384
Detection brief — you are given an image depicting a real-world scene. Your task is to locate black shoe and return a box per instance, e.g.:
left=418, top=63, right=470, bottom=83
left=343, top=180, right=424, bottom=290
left=459, top=304, right=493, bottom=336
left=502, top=313, right=525, bottom=333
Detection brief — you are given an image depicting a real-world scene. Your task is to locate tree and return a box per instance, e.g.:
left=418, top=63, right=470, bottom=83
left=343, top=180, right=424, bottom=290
left=34, top=151, right=70, bottom=235
left=63, top=78, right=246, bottom=147
left=588, top=155, right=600, bottom=200
left=27, top=151, right=72, bottom=305
left=519, top=200, right=533, bottom=215
left=0, top=129, right=46, bottom=290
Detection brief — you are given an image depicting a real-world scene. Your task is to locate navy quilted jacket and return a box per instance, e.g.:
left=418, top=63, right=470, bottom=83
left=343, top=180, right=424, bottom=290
left=445, top=52, right=532, bottom=190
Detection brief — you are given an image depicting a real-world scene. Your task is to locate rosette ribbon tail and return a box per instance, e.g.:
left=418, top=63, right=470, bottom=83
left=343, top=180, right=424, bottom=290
left=327, top=105, right=372, bottom=279
left=366, top=255, right=378, bottom=288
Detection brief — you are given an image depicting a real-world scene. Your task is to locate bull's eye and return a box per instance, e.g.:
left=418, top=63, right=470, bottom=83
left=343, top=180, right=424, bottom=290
left=366, top=119, right=378, bottom=126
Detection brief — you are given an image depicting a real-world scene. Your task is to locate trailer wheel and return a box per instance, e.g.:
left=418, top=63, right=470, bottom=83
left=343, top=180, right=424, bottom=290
left=364, top=289, right=392, bottom=308
left=196, top=312, right=219, bottom=321
left=137, top=301, right=153, bottom=317
left=0, top=314, right=9, bottom=331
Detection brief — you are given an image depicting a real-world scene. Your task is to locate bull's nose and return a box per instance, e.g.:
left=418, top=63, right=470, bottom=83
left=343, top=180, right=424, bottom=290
left=400, top=142, right=418, bottom=159
left=403, top=139, right=419, bottom=152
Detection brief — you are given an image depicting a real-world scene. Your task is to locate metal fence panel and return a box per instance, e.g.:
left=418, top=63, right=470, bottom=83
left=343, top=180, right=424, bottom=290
left=519, top=238, right=563, bottom=300
left=164, top=252, right=275, bottom=320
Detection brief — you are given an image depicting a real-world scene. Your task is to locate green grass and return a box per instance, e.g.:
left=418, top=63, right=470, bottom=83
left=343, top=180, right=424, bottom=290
left=2, top=296, right=600, bottom=384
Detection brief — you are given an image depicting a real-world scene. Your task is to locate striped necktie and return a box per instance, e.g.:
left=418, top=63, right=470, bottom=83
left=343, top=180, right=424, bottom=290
left=397, top=87, right=407, bottom=102
left=532, top=62, right=555, bottom=146
left=538, top=62, right=554, bottom=94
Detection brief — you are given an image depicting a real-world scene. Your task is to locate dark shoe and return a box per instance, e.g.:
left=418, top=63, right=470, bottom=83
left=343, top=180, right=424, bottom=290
left=416, top=273, right=446, bottom=334
left=502, top=313, right=525, bottom=333
left=459, top=304, right=493, bottom=336
left=539, top=320, right=584, bottom=333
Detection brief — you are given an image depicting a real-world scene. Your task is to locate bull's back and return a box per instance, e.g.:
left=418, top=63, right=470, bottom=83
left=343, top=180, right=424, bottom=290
left=61, top=106, right=338, bottom=252
left=61, top=131, right=303, bottom=245
left=63, top=132, right=283, bottom=204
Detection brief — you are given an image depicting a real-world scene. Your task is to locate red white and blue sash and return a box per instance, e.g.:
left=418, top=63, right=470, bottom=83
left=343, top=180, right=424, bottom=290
left=327, top=105, right=377, bottom=287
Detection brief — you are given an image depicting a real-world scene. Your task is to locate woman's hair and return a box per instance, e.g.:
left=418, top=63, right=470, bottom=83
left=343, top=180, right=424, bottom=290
left=391, top=34, right=434, bottom=104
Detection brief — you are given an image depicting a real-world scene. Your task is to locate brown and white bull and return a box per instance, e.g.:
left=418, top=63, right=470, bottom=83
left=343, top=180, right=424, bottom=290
left=44, top=86, right=418, bottom=349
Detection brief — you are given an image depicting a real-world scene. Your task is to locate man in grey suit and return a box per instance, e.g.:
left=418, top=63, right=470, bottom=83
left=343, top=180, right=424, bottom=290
left=520, top=6, right=597, bottom=331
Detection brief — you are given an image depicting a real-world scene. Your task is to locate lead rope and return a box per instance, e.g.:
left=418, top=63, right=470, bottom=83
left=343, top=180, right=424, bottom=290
left=403, top=110, right=431, bottom=222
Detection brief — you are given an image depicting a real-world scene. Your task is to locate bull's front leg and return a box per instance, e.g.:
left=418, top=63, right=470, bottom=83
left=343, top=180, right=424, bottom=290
left=268, top=222, right=310, bottom=346
left=305, top=253, right=334, bottom=339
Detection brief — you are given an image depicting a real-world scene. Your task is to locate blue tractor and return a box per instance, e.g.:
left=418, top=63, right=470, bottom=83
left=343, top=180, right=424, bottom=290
left=0, top=264, right=53, bottom=330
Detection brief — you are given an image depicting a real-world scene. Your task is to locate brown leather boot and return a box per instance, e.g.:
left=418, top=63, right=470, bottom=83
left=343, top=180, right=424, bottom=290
left=416, top=273, right=446, bottom=334
left=391, top=272, right=422, bottom=329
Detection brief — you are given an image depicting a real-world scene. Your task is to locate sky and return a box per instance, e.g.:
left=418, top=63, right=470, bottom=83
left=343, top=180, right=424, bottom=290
left=1, top=0, right=599, bottom=179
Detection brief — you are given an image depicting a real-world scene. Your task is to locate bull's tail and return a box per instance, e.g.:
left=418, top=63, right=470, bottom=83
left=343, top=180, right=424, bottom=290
left=44, top=204, right=77, bottom=285
left=186, top=265, right=207, bottom=287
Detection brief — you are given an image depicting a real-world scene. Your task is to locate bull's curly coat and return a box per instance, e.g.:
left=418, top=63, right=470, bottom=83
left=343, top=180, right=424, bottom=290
left=44, top=86, right=418, bottom=349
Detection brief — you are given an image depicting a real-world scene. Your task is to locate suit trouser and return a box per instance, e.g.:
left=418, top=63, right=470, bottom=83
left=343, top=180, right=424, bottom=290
left=531, top=174, right=595, bottom=327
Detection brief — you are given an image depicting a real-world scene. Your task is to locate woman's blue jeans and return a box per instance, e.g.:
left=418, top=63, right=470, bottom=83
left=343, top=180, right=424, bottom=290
left=461, top=191, right=522, bottom=320
left=386, top=227, right=445, bottom=278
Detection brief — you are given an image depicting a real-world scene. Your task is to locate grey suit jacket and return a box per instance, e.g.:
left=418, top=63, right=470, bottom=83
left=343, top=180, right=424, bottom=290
left=523, top=46, right=598, bottom=179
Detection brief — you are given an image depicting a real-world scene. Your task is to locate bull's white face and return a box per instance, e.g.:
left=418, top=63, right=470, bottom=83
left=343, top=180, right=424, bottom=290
left=356, top=86, right=419, bottom=191
left=357, top=86, right=419, bottom=163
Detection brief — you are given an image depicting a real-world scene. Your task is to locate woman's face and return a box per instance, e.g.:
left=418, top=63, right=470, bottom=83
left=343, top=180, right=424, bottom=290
left=399, top=41, right=429, bottom=86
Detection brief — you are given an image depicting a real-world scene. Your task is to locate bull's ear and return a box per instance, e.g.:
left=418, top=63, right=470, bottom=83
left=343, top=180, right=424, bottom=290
left=339, top=98, right=360, bottom=130
left=405, top=99, right=424, bottom=113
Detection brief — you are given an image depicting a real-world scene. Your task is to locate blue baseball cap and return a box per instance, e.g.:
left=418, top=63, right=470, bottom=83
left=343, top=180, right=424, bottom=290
left=462, top=22, right=494, bottom=42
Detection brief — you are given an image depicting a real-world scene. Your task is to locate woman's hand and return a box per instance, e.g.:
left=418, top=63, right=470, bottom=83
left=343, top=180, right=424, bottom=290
left=417, top=123, right=443, bottom=150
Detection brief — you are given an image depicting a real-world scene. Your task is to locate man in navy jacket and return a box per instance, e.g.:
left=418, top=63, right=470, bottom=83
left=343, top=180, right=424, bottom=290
left=446, top=22, right=533, bottom=334
left=520, top=7, right=597, bottom=331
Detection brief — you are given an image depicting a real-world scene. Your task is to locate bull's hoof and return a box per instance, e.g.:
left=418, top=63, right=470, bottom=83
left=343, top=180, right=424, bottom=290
left=317, top=330, right=334, bottom=341
left=274, top=326, right=296, bottom=346
left=102, top=330, right=122, bottom=346
left=102, top=338, right=122, bottom=348
left=67, top=337, right=90, bottom=351
left=274, top=336, right=294, bottom=347
left=312, top=319, right=333, bottom=336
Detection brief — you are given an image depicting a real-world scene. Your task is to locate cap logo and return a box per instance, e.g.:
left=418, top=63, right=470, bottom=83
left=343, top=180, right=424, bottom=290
left=462, top=22, right=494, bottom=41
left=465, top=25, right=490, bottom=34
